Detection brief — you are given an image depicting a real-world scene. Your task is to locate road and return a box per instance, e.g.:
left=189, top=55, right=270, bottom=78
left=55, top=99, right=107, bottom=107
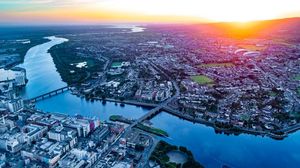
left=252, top=61, right=300, bottom=104
left=92, top=128, right=125, bottom=168
left=93, top=61, right=181, bottom=167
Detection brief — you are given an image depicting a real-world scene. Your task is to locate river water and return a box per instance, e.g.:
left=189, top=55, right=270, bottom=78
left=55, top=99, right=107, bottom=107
left=151, top=112, right=300, bottom=168
left=20, top=36, right=300, bottom=168
left=19, top=36, right=68, bottom=98
left=19, top=36, right=149, bottom=121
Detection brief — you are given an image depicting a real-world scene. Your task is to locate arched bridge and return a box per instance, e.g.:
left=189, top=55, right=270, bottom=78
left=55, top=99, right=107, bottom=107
left=25, top=86, right=70, bottom=103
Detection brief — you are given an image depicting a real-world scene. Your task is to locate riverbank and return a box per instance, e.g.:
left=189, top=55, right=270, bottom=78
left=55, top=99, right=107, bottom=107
left=1, top=37, right=50, bottom=69
left=162, top=107, right=292, bottom=140
left=19, top=36, right=69, bottom=98
left=71, top=91, right=295, bottom=140
left=17, top=34, right=300, bottom=168
left=49, top=41, right=105, bottom=85
left=110, top=25, right=146, bottom=33
left=109, top=115, right=168, bottom=137
left=40, top=35, right=294, bottom=140
left=92, top=97, right=157, bottom=108
left=35, top=85, right=295, bottom=140
left=150, top=141, right=203, bottom=168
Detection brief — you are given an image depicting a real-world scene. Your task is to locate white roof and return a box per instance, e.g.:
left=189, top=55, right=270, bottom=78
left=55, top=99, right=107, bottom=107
left=0, top=69, right=21, bottom=81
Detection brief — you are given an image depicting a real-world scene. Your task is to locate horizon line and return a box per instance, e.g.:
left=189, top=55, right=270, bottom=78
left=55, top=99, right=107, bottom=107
left=1, top=16, right=300, bottom=27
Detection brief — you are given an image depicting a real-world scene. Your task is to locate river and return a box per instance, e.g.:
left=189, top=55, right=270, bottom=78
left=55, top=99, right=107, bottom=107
left=151, top=112, right=300, bottom=168
left=19, top=36, right=68, bottom=98
left=20, top=36, right=300, bottom=168
left=110, top=25, right=146, bottom=33
left=19, top=36, right=149, bottom=121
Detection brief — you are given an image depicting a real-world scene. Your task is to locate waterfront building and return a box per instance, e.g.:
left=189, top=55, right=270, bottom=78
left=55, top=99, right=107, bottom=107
left=6, top=98, right=24, bottom=113
left=0, top=68, right=26, bottom=87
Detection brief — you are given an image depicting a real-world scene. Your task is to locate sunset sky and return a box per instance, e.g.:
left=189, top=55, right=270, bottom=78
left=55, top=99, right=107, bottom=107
left=1, top=0, right=300, bottom=24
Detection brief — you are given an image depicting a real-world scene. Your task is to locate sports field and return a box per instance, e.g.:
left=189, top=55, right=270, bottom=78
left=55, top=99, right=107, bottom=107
left=191, top=75, right=214, bottom=85
left=111, top=62, right=122, bottom=68
left=198, top=63, right=234, bottom=68
left=294, top=75, right=300, bottom=81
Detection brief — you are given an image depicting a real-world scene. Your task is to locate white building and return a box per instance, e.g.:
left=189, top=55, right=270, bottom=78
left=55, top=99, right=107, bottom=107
left=6, top=98, right=24, bottom=112
left=22, top=124, right=48, bottom=144
left=48, top=126, right=77, bottom=147
left=0, top=68, right=26, bottom=86
left=0, top=133, right=24, bottom=153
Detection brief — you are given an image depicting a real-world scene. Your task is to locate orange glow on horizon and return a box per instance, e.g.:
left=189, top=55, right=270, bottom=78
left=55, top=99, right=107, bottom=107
left=0, top=0, right=300, bottom=24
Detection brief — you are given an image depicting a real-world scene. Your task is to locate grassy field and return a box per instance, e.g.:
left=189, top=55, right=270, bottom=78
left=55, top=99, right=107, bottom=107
left=239, top=44, right=266, bottom=51
left=198, top=63, right=234, bottom=68
left=109, top=115, right=132, bottom=124
left=111, top=62, right=122, bottom=68
left=240, top=114, right=250, bottom=121
left=137, top=123, right=169, bottom=137
left=191, top=75, right=214, bottom=85
left=269, top=91, right=277, bottom=97
left=294, top=75, right=300, bottom=81
left=291, top=111, right=300, bottom=121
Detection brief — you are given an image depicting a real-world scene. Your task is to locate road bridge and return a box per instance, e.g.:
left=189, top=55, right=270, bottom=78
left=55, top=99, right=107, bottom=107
left=25, top=86, right=70, bottom=103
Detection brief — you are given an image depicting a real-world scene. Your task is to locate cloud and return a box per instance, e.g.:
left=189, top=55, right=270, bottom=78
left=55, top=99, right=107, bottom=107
left=0, top=0, right=104, bottom=11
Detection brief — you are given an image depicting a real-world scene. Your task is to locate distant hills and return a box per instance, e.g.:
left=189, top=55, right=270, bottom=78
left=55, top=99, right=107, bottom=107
left=196, top=17, right=300, bottom=39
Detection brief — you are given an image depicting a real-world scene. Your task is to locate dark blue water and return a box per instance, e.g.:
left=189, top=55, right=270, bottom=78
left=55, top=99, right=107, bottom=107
left=151, top=112, right=300, bottom=168
left=36, top=92, right=149, bottom=121
left=20, top=36, right=300, bottom=168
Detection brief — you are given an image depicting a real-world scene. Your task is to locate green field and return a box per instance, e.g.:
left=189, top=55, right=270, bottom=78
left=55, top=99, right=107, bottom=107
left=294, top=75, right=300, bottom=81
left=291, top=111, right=300, bottom=120
left=198, top=63, right=234, bottom=68
left=240, top=114, right=250, bottom=121
left=269, top=91, right=277, bottom=97
left=137, top=123, right=169, bottom=137
left=111, top=62, right=122, bottom=68
left=109, top=115, right=132, bottom=124
left=191, top=75, right=214, bottom=85
left=109, top=115, right=121, bottom=121
left=239, top=44, right=266, bottom=51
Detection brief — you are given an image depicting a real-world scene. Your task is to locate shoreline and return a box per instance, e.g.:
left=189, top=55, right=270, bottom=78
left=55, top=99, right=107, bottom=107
left=162, top=106, right=292, bottom=140
left=57, top=91, right=297, bottom=140
left=27, top=84, right=297, bottom=140
left=32, top=86, right=299, bottom=140
left=19, top=35, right=298, bottom=141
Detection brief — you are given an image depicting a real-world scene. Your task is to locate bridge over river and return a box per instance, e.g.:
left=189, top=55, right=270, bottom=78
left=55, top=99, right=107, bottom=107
left=25, top=86, right=70, bottom=103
